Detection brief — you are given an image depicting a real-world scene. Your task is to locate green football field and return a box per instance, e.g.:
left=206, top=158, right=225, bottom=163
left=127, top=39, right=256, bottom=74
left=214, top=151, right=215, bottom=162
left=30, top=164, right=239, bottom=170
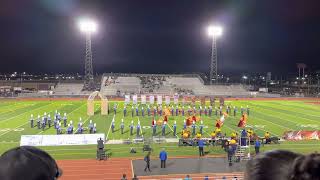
left=0, top=99, right=320, bottom=159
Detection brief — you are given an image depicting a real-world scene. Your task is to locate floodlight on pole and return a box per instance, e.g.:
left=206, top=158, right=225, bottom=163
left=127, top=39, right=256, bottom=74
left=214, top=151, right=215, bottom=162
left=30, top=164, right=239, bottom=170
left=79, top=19, right=97, bottom=33
left=208, top=25, right=222, bottom=85
left=78, top=18, right=98, bottom=91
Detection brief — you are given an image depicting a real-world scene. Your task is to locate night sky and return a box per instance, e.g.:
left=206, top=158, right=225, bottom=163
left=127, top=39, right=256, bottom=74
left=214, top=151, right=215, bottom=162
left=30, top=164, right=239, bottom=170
left=1, top=0, right=320, bottom=75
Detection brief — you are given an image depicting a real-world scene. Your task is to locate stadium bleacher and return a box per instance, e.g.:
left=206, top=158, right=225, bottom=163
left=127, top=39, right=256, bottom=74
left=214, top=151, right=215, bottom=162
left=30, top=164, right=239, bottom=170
left=100, top=73, right=251, bottom=97
left=53, top=83, right=85, bottom=96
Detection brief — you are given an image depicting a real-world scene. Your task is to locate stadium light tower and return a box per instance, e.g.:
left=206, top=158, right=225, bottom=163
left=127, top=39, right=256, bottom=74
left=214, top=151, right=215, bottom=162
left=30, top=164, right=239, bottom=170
left=207, top=25, right=222, bottom=84
left=78, top=18, right=97, bottom=91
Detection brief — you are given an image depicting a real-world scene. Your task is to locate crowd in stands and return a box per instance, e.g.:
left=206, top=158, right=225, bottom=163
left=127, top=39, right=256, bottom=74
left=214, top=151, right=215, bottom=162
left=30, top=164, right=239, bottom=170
left=104, top=76, right=116, bottom=86
left=139, top=76, right=166, bottom=93
left=1, top=145, right=319, bottom=180
left=174, top=87, right=194, bottom=95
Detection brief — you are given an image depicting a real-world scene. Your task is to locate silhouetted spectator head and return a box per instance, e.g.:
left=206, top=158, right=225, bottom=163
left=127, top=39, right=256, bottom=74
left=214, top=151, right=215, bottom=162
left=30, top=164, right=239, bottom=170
left=0, top=146, right=62, bottom=180
left=245, top=150, right=301, bottom=180
left=290, top=153, right=320, bottom=180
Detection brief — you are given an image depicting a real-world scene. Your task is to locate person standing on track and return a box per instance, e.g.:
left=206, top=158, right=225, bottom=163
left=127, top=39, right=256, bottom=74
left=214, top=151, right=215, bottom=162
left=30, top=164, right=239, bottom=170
left=255, top=139, right=261, bottom=154
left=159, top=148, right=167, bottom=168
left=198, top=138, right=205, bottom=157
left=144, top=152, right=151, bottom=172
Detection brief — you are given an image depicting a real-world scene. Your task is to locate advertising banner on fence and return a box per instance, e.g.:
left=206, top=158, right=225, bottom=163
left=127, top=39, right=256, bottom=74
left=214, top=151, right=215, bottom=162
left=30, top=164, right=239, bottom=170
left=157, top=95, right=162, bottom=104
left=125, top=95, right=130, bottom=104
left=283, top=130, right=320, bottom=140
left=174, top=95, right=179, bottom=104
left=141, top=95, right=146, bottom=104
left=20, top=134, right=105, bottom=146
left=132, top=95, right=138, bottom=104
left=165, top=96, right=170, bottom=105
left=149, top=95, right=154, bottom=104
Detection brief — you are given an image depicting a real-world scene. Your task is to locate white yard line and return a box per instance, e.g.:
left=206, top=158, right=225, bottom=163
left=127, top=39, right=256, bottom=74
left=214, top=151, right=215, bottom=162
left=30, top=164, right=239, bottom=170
left=0, top=103, right=84, bottom=137
left=0, top=103, right=54, bottom=124
left=166, top=121, right=178, bottom=138
left=138, top=117, right=143, bottom=137
left=106, top=114, right=115, bottom=140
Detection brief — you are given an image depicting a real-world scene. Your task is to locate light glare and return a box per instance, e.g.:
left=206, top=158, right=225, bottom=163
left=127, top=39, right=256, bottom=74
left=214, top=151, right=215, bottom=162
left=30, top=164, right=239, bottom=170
left=208, top=26, right=222, bottom=37
left=79, top=19, right=97, bottom=33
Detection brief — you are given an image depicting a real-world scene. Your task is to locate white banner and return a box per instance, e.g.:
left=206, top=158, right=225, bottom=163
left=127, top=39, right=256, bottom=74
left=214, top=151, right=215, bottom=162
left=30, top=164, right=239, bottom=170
left=157, top=95, right=162, bottom=104
left=149, top=95, right=154, bottom=104
left=20, top=134, right=105, bottom=146
left=132, top=95, right=138, bottom=104
left=174, top=95, right=179, bottom=104
left=141, top=95, right=146, bottom=104
left=125, top=95, right=130, bottom=104
left=165, top=96, right=170, bottom=105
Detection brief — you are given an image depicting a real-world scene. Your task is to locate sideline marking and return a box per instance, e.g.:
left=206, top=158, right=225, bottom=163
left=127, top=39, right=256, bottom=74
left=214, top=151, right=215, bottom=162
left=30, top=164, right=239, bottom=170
left=106, top=114, right=115, bottom=140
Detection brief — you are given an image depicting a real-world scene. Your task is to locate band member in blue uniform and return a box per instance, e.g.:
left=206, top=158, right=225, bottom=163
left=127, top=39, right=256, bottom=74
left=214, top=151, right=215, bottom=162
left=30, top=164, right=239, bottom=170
left=131, top=106, right=134, bottom=117
left=152, top=119, right=157, bottom=136
left=173, top=121, right=177, bottom=136
left=63, top=113, right=67, bottom=127
left=175, top=106, right=179, bottom=116
left=30, top=114, right=34, bottom=128
left=111, top=118, right=115, bottom=133
left=233, top=106, right=237, bottom=116
left=47, top=114, right=51, bottom=128
left=199, top=120, right=204, bottom=135
left=136, top=122, right=141, bottom=137
left=161, top=121, right=166, bottom=136
left=171, top=106, right=174, bottom=116
left=182, top=106, right=185, bottom=116
left=147, top=105, right=151, bottom=116
left=191, top=121, right=196, bottom=136
left=120, top=119, right=124, bottom=134
left=136, top=106, right=139, bottom=116
left=183, top=120, right=187, bottom=130
left=41, top=117, right=46, bottom=131
left=37, top=115, right=41, bottom=129
left=123, top=106, right=127, bottom=117
left=129, top=120, right=134, bottom=135
left=88, top=120, right=94, bottom=133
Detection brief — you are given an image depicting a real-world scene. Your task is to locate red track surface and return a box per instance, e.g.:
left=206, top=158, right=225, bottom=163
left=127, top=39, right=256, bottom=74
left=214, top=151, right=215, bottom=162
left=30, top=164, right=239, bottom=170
left=57, top=157, right=244, bottom=180
left=58, top=158, right=132, bottom=180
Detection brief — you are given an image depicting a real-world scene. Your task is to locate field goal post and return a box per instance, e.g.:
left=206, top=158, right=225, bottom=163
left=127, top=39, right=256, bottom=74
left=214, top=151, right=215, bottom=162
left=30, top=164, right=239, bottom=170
left=87, top=91, right=108, bottom=116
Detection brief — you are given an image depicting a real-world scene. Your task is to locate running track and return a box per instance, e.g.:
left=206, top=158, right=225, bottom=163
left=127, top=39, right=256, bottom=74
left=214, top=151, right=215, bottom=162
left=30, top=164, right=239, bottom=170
left=58, top=158, right=244, bottom=180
